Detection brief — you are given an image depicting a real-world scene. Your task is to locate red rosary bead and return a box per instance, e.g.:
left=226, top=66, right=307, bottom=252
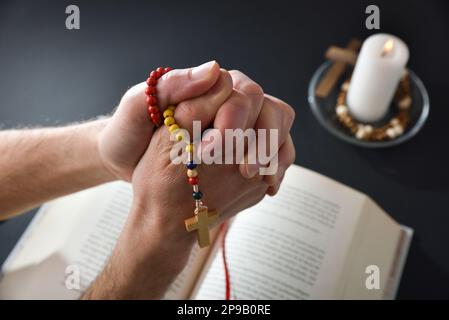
left=146, top=77, right=156, bottom=86
left=145, top=86, right=156, bottom=95
left=188, top=177, right=199, bottom=185
left=148, top=106, right=159, bottom=114
left=146, top=66, right=173, bottom=126
left=150, top=70, right=161, bottom=79
left=150, top=112, right=160, bottom=124
left=146, top=95, right=157, bottom=106
left=148, top=103, right=159, bottom=117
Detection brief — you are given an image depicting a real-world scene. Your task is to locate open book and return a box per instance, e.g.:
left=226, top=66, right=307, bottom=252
left=0, top=165, right=412, bottom=299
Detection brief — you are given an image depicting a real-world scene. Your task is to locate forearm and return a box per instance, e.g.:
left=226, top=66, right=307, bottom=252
left=0, top=119, right=115, bottom=219
left=82, top=201, right=197, bottom=299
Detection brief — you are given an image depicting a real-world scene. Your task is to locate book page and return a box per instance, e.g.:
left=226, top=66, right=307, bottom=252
left=1, top=190, right=96, bottom=273
left=0, top=185, right=111, bottom=299
left=0, top=182, right=211, bottom=299
left=0, top=252, right=80, bottom=299
left=339, top=198, right=403, bottom=299
left=194, top=165, right=367, bottom=299
left=61, top=182, right=133, bottom=294
left=62, top=182, right=214, bottom=299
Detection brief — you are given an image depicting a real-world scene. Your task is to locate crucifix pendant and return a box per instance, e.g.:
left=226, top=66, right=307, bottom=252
left=185, top=206, right=218, bottom=248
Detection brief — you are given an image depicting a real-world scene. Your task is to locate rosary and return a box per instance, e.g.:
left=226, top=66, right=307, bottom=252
left=145, top=67, right=218, bottom=248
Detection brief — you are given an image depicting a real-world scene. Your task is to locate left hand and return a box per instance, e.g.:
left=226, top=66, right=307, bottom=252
left=199, top=70, right=296, bottom=197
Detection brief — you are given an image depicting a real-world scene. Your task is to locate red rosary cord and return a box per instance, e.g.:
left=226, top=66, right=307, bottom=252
left=220, top=221, right=231, bottom=300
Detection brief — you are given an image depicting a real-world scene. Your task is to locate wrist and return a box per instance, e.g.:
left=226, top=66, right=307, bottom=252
left=85, top=201, right=195, bottom=299
left=127, top=199, right=197, bottom=255
left=127, top=199, right=197, bottom=275
left=83, top=118, right=118, bottom=182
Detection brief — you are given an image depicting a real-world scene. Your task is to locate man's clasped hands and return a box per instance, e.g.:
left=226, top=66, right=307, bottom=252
left=0, top=61, right=295, bottom=299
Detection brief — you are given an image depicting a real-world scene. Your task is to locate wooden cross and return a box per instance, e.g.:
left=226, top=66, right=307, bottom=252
left=315, top=38, right=361, bottom=98
left=185, top=207, right=218, bottom=248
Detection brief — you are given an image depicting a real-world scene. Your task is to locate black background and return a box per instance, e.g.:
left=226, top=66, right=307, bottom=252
left=0, top=0, right=448, bottom=299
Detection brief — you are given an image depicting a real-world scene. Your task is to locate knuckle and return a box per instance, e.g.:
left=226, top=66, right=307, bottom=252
left=161, top=69, right=179, bottom=82
left=229, top=70, right=265, bottom=101
left=228, top=69, right=243, bottom=76
left=279, top=103, right=295, bottom=131
left=243, top=82, right=264, bottom=98
left=265, top=94, right=296, bottom=125
left=280, top=101, right=295, bottom=123
left=118, top=83, right=148, bottom=112
left=225, top=92, right=252, bottom=117
left=287, top=104, right=296, bottom=122
left=282, top=139, right=296, bottom=167
left=220, top=70, right=233, bottom=90
left=186, top=68, right=194, bottom=81
left=236, top=93, right=253, bottom=113
left=122, top=83, right=143, bottom=101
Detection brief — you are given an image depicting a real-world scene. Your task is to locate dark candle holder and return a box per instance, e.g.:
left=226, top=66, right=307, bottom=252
left=308, top=61, right=429, bottom=148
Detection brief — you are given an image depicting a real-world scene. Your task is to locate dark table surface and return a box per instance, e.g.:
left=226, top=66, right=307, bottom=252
left=0, top=0, right=448, bottom=299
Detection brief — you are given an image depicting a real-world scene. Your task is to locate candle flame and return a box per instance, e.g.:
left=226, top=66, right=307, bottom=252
left=381, top=39, right=394, bottom=57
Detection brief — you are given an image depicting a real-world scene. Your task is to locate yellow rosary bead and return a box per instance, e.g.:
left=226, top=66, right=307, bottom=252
left=164, top=116, right=175, bottom=126
left=186, top=144, right=194, bottom=153
left=187, top=169, right=198, bottom=178
left=169, top=124, right=179, bottom=133
left=163, top=109, right=174, bottom=118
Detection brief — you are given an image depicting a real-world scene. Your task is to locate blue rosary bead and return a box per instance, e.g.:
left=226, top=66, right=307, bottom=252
left=186, top=161, right=197, bottom=170
left=192, top=191, right=203, bottom=200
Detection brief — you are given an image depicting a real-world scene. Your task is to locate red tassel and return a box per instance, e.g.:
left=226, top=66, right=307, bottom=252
left=220, top=222, right=231, bottom=300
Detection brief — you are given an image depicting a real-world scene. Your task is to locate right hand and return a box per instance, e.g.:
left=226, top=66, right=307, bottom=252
left=98, top=61, right=221, bottom=181
left=84, top=63, right=296, bottom=299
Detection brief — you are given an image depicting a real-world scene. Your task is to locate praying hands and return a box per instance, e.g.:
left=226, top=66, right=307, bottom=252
left=0, top=61, right=295, bottom=299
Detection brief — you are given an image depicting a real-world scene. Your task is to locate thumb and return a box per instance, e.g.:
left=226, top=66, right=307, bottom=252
left=111, top=60, right=221, bottom=140
left=157, top=60, right=221, bottom=108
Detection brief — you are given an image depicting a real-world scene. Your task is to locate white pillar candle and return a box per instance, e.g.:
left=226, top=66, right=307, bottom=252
left=347, top=34, right=409, bottom=123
